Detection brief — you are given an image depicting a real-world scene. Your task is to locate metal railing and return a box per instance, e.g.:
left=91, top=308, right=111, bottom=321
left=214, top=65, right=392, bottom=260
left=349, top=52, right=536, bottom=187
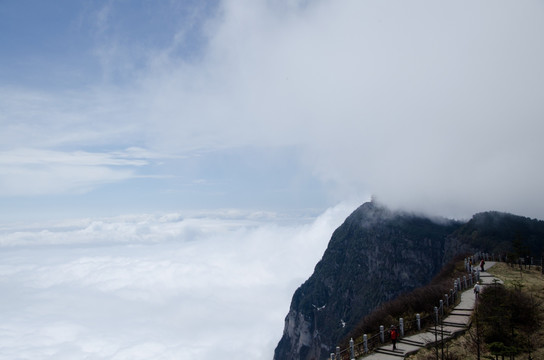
left=331, top=273, right=468, bottom=360
left=329, top=251, right=543, bottom=360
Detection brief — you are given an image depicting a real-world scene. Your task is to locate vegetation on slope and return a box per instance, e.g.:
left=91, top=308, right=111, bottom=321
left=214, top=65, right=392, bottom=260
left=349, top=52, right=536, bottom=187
left=453, top=211, right=544, bottom=257
left=341, top=254, right=469, bottom=348
left=406, top=262, right=544, bottom=360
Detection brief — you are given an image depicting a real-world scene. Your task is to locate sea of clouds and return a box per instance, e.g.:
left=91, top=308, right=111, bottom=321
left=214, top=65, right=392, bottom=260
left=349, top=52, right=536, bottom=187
left=0, top=202, right=358, bottom=360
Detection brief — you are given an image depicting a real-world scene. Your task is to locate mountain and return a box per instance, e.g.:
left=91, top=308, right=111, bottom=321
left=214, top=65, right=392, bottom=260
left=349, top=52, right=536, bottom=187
left=452, top=210, right=544, bottom=257
left=274, top=201, right=544, bottom=360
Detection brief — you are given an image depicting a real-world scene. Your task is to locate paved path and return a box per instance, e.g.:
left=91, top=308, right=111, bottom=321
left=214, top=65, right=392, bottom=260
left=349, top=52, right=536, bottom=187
left=358, top=262, right=502, bottom=360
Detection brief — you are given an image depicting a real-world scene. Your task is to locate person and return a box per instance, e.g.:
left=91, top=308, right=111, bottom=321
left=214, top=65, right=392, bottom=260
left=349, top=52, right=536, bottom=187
left=480, top=259, right=485, bottom=271
left=474, top=281, right=481, bottom=299
left=390, top=325, right=398, bottom=351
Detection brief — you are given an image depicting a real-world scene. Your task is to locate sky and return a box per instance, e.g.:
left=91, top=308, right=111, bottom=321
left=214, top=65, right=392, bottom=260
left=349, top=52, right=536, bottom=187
left=1, top=0, right=544, bottom=359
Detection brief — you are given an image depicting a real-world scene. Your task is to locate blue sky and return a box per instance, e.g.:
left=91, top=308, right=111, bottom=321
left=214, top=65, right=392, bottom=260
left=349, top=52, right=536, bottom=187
left=0, top=0, right=335, bottom=221
left=2, top=0, right=544, bottom=222
left=2, top=1, right=544, bottom=359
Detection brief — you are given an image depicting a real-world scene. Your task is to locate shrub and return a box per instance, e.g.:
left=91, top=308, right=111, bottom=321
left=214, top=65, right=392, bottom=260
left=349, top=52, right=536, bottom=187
left=343, top=254, right=469, bottom=346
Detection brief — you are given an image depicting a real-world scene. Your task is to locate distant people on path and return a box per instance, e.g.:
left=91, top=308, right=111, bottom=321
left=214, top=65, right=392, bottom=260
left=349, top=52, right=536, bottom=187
left=480, top=259, right=485, bottom=271
left=474, top=281, right=481, bottom=300
left=390, top=325, right=398, bottom=351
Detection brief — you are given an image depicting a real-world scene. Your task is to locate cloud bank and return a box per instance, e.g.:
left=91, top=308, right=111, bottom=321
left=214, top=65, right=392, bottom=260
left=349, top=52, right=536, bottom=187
left=140, top=0, right=544, bottom=218
left=0, top=202, right=358, bottom=360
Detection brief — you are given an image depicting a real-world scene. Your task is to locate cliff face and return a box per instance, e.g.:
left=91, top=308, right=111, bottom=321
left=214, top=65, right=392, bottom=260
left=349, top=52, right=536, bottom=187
left=274, top=202, right=544, bottom=360
left=274, top=202, right=461, bottom=360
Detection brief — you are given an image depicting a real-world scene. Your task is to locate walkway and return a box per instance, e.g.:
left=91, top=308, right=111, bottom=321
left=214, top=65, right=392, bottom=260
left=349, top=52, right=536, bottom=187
left=359, top=261, right=502, bottom=360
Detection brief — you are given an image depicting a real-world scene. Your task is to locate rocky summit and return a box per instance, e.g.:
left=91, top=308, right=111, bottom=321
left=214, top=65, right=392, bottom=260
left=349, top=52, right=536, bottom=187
left=273, top=201, right=544, bottom=360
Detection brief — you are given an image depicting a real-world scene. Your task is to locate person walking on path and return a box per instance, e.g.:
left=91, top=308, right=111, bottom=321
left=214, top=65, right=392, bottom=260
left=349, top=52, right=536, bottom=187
left=480, top=259, right=485, bottom=271
left=390, top=325, right=398, bottom=351
left=474, top=281, right=481, bottom=300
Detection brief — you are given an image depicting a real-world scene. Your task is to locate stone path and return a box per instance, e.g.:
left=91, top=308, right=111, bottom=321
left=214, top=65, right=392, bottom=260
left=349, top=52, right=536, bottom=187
left=358, top=261, right=502, bottom=360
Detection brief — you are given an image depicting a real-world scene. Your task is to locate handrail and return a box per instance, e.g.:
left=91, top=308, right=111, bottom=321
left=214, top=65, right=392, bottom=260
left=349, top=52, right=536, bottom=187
left=332, top=272, right=465, bottom=360
left=329, top=252, right=543, bottom=360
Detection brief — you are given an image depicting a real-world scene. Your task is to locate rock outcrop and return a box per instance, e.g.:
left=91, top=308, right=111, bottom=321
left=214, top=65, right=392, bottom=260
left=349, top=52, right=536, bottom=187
left=274, top=201, right=544, bottom=360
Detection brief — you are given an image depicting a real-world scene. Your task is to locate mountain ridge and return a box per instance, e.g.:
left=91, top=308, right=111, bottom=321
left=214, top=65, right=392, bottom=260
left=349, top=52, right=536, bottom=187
left=274, top=201, right=544, bottom=360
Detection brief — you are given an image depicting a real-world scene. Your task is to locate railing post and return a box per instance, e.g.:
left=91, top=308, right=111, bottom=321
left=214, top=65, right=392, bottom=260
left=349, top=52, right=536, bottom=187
left=463, top=275, right=467, bottom=289
left=380, top=325, right=385, bottom=343
left=399, top=318, right=404, bottom=337
left=350, top=338, right=355, bottom=360
left=440, top=300, right=444, bottom=317
left=476, top=268, right=480, bottom=282
left=434, top=306, right=438, bottom=325
left=450, top=288, right=454, bottom=302
left=336, top=346, right=340, bottom=360
left=445, top=294, right=449, bottom=307
left=457, top=277, right=461, bottom=290
left=330, top=353, right=335, bottom=360
left=363, top=334, right=368, bottom=353
left=416, top=313, right=421, bottom=331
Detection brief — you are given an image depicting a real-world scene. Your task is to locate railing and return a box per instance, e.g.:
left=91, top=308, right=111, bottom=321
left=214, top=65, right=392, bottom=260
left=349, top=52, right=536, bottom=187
left=493, top=253, right=544, bottom=272
left=329, top=252, right=544, bottom=360
left=331, top=272, right=471, bottom=360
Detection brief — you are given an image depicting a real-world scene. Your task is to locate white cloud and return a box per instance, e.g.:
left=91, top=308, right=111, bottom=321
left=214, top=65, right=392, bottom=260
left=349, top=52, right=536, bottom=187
left=0, top=86, right=144, bottom=149
left=0, top=148, right=150, bottom=167
left=0, top=202, right=358, bottom=360
left=2, top=0, right=543, bottom=217
left=137, top=0, right=544, bottom=218
left=0, top=148, right=165, bottom=196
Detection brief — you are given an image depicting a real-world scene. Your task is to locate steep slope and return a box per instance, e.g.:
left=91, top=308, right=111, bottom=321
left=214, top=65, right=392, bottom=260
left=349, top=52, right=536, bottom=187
left=275, top=202, right=544, bottom=360
left=274, top=201, right=461, bottom=360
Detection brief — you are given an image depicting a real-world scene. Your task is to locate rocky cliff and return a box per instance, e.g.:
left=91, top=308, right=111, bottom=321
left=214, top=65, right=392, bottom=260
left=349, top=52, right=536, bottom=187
left=274, top=201, right=544, bottom=360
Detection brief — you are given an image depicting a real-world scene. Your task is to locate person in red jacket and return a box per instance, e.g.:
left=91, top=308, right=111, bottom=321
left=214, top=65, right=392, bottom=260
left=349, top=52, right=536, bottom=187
left=390, top=325, right=398, bottom=350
